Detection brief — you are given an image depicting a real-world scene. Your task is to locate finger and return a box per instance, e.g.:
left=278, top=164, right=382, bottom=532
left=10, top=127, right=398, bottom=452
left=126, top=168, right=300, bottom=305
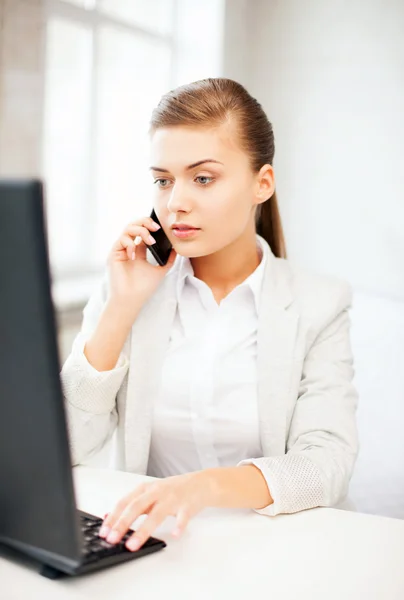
left=112, top=226, right=155, bottom=258
left=99, top=484, right=147, bottom=539
left=146, top=216, right=161, bottom=231
left=125, top=506, right=168, bottom=552
left=126, top=224, right=157, bottom=247
left=129, top=216, right=161, bottom=232
left=112, top=231, right=149, bottom=261
left=103, top=490, right=157, bottom=544
left=111, top=233, right=135, bottom=258
left=122, top=234, right=137, bottom=260
left=131, top=235, right=147, bottom=261
left=172, top=506, right=191, bottom=538
left=127, top=235, right=143, bottom=261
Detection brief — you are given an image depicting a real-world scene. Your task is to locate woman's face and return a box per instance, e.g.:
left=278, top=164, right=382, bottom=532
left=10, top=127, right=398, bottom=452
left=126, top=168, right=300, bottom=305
left=149, top=124, right=270, bottom=257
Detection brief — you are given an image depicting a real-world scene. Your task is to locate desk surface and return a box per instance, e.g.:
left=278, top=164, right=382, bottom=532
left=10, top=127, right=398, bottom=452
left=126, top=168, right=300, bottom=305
left=1, top=466, right=404, bottom=600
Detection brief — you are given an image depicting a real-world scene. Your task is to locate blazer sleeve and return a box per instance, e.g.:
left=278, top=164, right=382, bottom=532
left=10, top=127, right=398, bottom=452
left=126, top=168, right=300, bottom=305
left=60, top=275, right=130, bottom=466
left=238, top=283, right=359, bottom=516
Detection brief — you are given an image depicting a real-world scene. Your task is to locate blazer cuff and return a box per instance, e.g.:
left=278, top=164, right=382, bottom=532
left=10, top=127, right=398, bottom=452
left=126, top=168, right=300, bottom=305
left=60, top=333, right=129, bottom=414
left=237, top=454, right=325, bottom=516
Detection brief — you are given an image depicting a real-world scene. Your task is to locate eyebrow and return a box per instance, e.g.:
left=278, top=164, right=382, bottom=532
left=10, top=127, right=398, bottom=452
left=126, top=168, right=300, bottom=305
left=149, top=159, right=223, bottom=173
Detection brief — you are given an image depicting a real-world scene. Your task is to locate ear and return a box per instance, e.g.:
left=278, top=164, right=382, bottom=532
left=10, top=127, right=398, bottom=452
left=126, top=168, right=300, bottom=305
left=255, top=164, right=275, bottom=205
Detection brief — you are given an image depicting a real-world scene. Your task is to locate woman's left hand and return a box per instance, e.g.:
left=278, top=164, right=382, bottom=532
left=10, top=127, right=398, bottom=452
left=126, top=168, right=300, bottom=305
left=98, top=471, right=213, bottom=552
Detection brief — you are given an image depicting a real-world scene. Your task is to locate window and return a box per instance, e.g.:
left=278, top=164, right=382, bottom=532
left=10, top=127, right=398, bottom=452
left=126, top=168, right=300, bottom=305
left=43, top=0, right=224, bottom=302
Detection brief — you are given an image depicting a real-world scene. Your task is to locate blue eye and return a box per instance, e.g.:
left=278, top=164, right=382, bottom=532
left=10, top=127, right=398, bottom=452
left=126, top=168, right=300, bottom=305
left=196, top=176, right=213, bottom=185
left=153, top=176, right=213, bottom=188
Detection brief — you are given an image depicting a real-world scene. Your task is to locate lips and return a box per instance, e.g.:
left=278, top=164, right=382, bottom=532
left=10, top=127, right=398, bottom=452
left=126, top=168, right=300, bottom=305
left=172, top=226, right=200, bottom=231
left=172, top=227, right=201, bottom=239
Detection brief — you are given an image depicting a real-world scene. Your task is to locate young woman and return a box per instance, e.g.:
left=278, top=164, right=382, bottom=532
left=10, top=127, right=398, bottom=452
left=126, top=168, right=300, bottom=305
left=61, top=78, right=358, bottom=553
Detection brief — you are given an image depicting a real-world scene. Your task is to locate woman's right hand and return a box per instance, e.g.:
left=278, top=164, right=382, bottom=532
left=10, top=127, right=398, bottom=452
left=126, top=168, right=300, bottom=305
left=106, top=216, right=177, bottom=314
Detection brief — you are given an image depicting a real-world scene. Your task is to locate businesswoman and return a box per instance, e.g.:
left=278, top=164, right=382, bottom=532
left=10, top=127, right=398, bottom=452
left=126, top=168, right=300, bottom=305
left=61, top=78, right=359, bottom=553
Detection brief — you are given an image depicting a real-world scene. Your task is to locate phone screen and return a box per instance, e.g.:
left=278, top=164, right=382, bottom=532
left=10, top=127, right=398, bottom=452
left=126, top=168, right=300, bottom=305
left=148, top=209, right=173, bottom=266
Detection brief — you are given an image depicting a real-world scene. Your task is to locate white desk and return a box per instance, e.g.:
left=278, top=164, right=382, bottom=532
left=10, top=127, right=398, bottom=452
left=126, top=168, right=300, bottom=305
left=1, top=466, right=404, bottom=599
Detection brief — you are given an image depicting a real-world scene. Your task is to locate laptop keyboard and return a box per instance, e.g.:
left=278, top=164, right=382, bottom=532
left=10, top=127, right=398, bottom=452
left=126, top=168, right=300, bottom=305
left=79, top=512, right=160, bottom=564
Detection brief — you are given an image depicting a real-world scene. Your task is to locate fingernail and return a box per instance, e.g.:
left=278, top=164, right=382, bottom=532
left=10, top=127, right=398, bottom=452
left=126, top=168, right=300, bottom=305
left=99, top=526, right=110, bottom=538
left=126, top=537, right=141, bottom=551
left=152, top=223, right=161, bottom=230
left=131, top=251, right=135, bottom=260
left=172, top=527, right=181, bottom=538
left=148, top=235, right=156, bottom=245
left=106, top=530, right=120, bottom=544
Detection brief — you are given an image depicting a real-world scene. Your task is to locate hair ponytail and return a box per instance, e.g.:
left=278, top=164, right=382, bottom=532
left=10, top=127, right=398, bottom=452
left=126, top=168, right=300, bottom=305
left=256, top=190, right=287, bottom=258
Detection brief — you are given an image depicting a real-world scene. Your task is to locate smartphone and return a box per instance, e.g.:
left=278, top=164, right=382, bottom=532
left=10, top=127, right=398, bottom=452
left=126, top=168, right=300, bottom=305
left=147, top=209, right=173, bottom=266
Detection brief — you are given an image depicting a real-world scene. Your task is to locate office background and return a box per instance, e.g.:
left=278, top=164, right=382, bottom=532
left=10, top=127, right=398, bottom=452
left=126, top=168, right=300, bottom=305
left=0, top=0, right=403, bottom=520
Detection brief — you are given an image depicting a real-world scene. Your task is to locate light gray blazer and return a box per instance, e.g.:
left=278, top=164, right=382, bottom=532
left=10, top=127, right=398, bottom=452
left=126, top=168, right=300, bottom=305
left=61, top=236, right=359, bottom=516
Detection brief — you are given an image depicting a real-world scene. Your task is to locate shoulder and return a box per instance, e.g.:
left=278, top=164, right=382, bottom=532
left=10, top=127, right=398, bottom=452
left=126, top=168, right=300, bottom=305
left=273, top=256, right=353, bottom=323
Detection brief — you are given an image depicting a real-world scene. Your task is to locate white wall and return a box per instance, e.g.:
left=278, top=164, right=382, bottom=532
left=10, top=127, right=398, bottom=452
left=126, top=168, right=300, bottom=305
left=235, top=0, right=404, bottom=302
left=0, top=0, right=45, bottom=176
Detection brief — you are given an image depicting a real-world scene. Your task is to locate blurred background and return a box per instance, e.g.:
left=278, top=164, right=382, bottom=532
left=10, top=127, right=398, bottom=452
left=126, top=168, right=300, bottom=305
left=0, top=0, right=403, bottom=520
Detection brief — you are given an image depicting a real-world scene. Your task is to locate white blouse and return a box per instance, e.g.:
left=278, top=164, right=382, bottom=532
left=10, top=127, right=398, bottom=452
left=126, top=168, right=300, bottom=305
left=147, top=236, right=269, bottom=479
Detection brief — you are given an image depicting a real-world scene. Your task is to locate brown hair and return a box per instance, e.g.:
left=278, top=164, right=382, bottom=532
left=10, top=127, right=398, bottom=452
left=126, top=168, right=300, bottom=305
left=149, top=77, right=287, bottom=259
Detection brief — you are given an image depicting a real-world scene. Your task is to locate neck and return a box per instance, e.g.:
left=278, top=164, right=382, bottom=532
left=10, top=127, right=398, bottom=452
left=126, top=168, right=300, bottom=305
left=190, top=227, right=262, bottom=297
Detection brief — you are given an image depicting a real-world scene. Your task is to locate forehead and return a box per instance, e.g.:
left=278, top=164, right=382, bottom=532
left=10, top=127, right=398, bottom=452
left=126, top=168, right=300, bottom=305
left=149, top=124, right=247, bottom=168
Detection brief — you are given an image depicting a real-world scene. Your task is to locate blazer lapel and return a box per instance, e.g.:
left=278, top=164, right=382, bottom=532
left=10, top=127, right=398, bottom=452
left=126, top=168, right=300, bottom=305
left=124, top=270, right=178, bottom=473
left=257, top=250, right=300, bottom=457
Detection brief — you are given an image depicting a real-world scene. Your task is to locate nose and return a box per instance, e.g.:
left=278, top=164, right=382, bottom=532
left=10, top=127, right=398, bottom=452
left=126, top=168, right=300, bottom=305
left=166, top=182, right=192, bottom=214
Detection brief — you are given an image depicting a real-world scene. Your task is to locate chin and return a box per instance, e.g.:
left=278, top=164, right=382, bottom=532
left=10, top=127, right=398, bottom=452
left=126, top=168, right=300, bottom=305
left=175, top=248, right=206, bottom=258
left=173, top=241, right=220, bottom=259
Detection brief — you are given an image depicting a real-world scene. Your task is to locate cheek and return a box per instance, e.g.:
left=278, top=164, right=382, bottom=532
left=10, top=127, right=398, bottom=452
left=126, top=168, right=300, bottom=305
left=213, top=181, right=251, bottom=218
left=154, top=196, right=170, bottom=218
left=211, top=178, right=244, bottom=207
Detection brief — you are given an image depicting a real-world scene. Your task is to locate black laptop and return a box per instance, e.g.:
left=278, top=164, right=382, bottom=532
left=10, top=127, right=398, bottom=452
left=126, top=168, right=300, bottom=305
left=0, top=179, right=166, bottom=579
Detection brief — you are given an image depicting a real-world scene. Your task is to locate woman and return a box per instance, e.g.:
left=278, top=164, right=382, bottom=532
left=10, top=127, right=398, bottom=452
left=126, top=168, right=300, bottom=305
left=61, top=78, right=359, bottom=553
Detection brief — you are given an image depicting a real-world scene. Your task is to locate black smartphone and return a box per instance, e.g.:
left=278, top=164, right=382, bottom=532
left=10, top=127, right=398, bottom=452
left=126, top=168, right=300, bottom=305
left=147, top=209, right=173, bottom=266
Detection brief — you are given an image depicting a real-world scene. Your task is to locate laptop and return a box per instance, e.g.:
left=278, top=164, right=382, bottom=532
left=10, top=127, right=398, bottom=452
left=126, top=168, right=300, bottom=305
left=0, top=179, right=166, bottom=579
